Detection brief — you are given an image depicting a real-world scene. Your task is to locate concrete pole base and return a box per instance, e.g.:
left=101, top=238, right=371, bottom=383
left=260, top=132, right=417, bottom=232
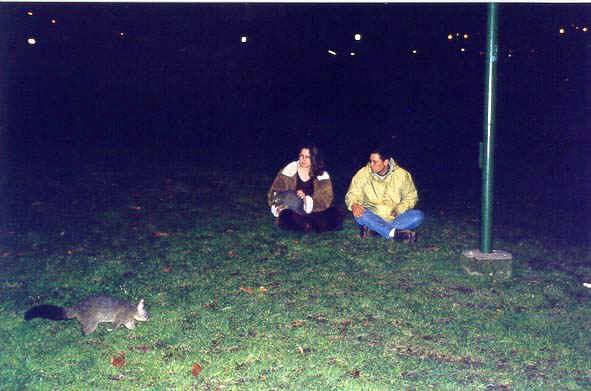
left=461, top=249, right=513, bottom=281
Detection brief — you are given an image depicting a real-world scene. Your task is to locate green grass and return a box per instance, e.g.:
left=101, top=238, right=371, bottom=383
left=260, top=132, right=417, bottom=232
left=1, top=160, right=590, bottom=390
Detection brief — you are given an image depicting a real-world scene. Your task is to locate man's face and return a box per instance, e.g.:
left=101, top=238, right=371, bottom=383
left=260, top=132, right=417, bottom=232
left=369, top=153, right=388, bottom=175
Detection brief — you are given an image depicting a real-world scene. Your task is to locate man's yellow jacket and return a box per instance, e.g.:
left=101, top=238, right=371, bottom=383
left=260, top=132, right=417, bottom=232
left=345, top=159, right=418, bottom=222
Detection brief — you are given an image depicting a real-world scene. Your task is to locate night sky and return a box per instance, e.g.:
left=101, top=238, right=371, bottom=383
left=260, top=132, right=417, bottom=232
left=1, top=3, right=590, bottom=234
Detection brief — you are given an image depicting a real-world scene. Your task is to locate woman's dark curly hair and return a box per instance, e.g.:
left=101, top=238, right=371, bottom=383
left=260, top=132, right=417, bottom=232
left=299, top=144, right=326, bottom=178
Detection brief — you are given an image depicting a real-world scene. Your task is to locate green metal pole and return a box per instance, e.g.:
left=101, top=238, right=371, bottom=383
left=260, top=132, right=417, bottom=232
left=480, top=3, right=498, bottom=253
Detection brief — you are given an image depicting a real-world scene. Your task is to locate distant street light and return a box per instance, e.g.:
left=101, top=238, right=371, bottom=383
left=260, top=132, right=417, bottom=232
left=354, top=33, right=362, bottom=41
left=27, top=37, right=36, bottom=45
left=328, top=49, right=336, bottom=56
left=241, top=36, right=248, bottom=43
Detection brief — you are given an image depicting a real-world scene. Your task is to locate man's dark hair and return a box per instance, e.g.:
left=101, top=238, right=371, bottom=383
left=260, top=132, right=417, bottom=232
left=300, top=144, right=326, bottom=178
left=369, top=146, right=391, bottom=161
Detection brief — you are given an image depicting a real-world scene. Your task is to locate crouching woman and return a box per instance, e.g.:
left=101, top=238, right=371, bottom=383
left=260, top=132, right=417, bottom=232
left=267, top=145, right=343, bottom=233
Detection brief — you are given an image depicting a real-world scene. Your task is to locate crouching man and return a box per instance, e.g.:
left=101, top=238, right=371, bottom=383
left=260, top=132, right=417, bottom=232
left=345, top=146, right=424, bottom=242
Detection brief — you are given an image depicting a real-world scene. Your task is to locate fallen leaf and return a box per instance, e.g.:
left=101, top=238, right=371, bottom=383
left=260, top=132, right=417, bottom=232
left=228, top=250, right=235, bottom=257
left=129, top=345, right=151, bottom=353
left=154, top=231, right=169, bottom=238
left=111, top=351, right=126, bottom=367
left=259, top=286, right=268, bottom=292
left=351, top=369, right=361, bottom=378
left=192, top=363, right=202, bottom=378
left=203, top=300, right=218, bottom=309
left=163, top=267, right=171, bottom=273
left=260, top=375, right=267, bottom=381
left=291, top=320, right=305, bottom=327
left=240, top=286, right=254, bottom=295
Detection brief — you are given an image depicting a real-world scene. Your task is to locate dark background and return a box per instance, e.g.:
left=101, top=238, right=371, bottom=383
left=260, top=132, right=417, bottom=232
left=1, top=3, right=590, bottom=243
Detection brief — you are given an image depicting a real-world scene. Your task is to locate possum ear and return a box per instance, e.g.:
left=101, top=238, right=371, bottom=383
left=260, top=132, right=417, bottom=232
left=138, top=299, right=144, bottom=310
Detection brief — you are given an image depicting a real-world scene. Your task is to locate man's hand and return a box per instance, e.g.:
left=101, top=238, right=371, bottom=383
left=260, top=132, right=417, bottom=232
left=391, top=210, right=398, bottom=219
left=352, top=204, right=365, bottom=218
left=296, top=190, right=306, bottom=199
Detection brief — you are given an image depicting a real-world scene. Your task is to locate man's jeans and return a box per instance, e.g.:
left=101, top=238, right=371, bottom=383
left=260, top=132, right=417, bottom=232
left=354, top=209, right=425, bottom=239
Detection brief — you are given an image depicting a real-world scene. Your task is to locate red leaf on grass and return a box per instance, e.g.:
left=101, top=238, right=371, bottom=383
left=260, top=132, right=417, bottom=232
left=240, top=286, right=254, bottom=295
left=192, top=363, right=202, bottom=378
left=111, top=351, right=126, bottom=367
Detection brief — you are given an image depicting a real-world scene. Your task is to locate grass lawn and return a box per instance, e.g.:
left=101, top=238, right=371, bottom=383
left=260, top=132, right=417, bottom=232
left=1, top=154, right=590, bottom=390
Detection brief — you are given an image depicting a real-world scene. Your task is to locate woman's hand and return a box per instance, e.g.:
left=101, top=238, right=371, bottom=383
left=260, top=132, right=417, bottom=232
left=296, top=190, right=306, bottom=199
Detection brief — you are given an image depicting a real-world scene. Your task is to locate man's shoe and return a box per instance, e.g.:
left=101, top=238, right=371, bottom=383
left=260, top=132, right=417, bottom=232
left=393, top=229, right=417, bottom=243
left=360, top=225, right=370, bottom=239
left=360, top=226, right=381, bottom=238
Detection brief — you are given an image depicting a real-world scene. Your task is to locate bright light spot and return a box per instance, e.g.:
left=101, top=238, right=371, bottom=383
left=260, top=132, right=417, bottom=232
left=354, top=33, right=362, bottom=41
left=27, top=37, right=36, bottom=45
left=27, top=11, right=33, bottom=16
left=583, top=27, right=588, bottom=32
left=51, top=19, right=56, bottom=24
left=460, top=48, right=465, bottom=52
left=508, top=53, right=512, bottom=58
left=350, top=52, right=356, bottom=56
left=241, top=36, right=247, bottom=43
left=411, top=49, right=417, bottom=54
left=559, top=28, right=565, bottom=34
left=463, top=33, right=469, bottom=39
left=120, top=32, right=125, bottom=37
left=447, top=34, right=453, bottom=40
left=328, top=50, right=336, bottom=56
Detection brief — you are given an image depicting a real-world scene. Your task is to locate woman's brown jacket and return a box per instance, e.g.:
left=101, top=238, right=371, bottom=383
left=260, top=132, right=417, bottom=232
left=267, top=161, right=334, bottom=213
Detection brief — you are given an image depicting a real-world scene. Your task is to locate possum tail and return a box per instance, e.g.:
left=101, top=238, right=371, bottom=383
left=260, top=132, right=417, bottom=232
left=24, top=305, right=68, bottom=321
